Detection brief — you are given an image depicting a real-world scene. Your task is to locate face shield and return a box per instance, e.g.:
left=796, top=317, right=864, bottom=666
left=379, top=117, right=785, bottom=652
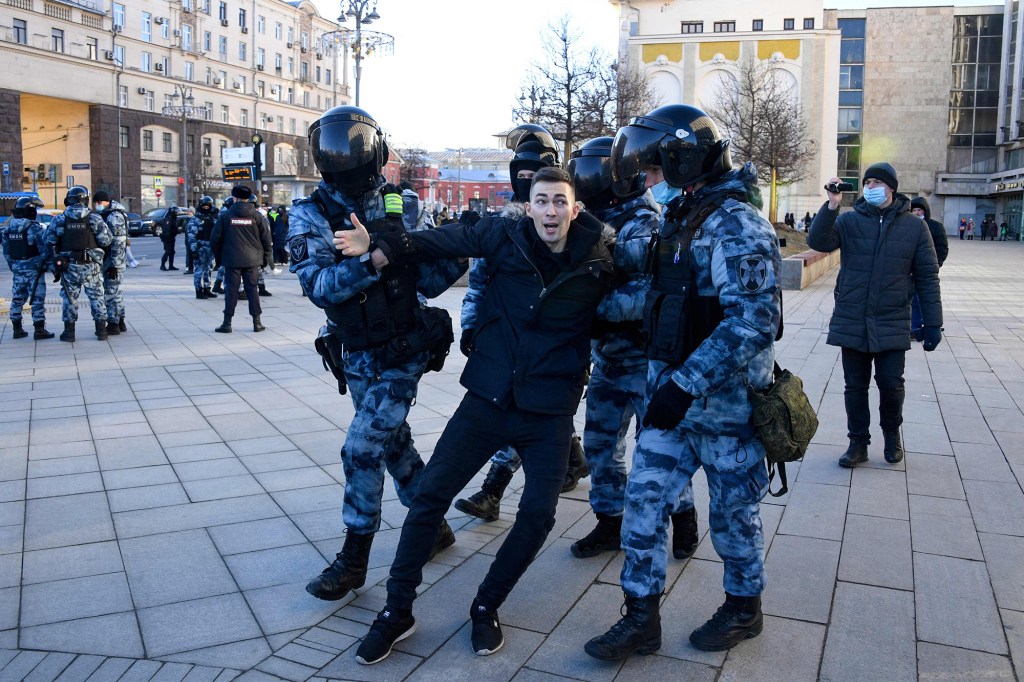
left=567, top=149, right=612, bottom=206
left=611, top=124, right=665, bottom=196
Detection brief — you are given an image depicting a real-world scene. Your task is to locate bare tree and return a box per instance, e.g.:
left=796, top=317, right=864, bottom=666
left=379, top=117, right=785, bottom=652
left=577, top=61, right=661, bottom=140
left=704, top=55, right=815, bottom=223
left=396, top=148, right=432, bottom=189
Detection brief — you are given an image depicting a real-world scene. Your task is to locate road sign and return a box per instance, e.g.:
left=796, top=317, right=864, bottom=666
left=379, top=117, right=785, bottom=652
left=1, top=163, right=8, bottom=176
left=155, top=189, right=163, bottom=198
left=154, top=177, right=163, bottom=189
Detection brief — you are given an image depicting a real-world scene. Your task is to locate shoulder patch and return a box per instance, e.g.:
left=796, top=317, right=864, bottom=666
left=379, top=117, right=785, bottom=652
left=289, top=236, right=307, bottom=262
left=738, top=253, right=769, bottom=292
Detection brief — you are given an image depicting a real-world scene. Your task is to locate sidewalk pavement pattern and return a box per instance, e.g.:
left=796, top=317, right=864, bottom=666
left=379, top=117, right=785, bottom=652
left=0, top=237, right=1021, bottom=682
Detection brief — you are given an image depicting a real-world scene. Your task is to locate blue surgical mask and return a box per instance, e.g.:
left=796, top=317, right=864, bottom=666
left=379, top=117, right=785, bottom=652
left=863, top=186, right=888, bottom=207
left=650, top=181, right=682, bottom=207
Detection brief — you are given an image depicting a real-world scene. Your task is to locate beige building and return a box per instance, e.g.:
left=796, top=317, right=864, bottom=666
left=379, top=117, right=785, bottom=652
left=0, top=0, right=350, bottom=211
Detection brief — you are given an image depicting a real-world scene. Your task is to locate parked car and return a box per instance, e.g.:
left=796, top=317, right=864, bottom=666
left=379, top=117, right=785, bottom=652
left=126, top=212, right=153, bottom=237
left=141, top=207, right=190, bottom=238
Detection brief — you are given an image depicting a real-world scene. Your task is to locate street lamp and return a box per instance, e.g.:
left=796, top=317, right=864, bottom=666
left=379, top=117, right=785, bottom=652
left=162, top=84, right=208, bottom=207
left=335, top=0, right=393, bottom=106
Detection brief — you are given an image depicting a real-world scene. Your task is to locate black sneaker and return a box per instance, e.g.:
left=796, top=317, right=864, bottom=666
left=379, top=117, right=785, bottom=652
left=470, top=599, right=504, bottom=656
left=355, top=607, right=416, bottom=665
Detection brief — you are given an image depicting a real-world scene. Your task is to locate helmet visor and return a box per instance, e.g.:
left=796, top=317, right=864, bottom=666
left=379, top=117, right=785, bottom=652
left=506, top=126, right=558, bottom=155
left=611, top=125, right=664, bottom=194
left=567, top=154, right=611, bottom=205
left=310, top=120, right=381, bottom=174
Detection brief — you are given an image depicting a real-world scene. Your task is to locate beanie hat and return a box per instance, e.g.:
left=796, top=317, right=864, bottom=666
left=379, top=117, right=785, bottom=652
left=910, top=196, right=931, bottom=220
left=93, top=191, right=110, bottom=203
left=231, top=184, right=253, bottom=199
left=863, top=162, right=898, bottom=192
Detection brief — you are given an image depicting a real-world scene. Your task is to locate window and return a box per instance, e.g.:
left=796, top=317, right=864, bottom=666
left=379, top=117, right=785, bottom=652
left=144, top=90, right=154, bottom=111
left=286, top=86, right=293, bottom=104
left=325, top=68, right=331, bottom=85
left=301, top=32, right=308, bottom=49
left=783, top=18, right=795, bottom=30
left=87, top=37, right=98, bottom=60
left=119, top=125, right=129, bottom=149
left=204, top=101, right=213, bottom=121
left=204, top=31, right=211, bottom=52
left=161, top=57, right=169, bottom=74
left=142, top=51, right=151, bottom=72
left=241, top=108, right=248, bottom=127
left=315, top=65, right=321, bottom=82
left=257, top=47, right=265, bottom=67
left=239, top=41, right=247, bottom=60
left=183, top=0, right=191, bottom=11
left=237, top=75, right=246, bottom=92
left=302, top=91, right=309, bottom=107
left=163, top=94, right=173, bottom=110
left=260, top=112, right=267, bottom=129
left=804, top=18, right=815, bottom=30
left=257, top=15, right=265, bottom=33
left=221, top=105, right=229, bottom=123
left=274, top=22, right=282, bottom=40
left=182, top=25, right=192, bottom=51
left=114, top=44, right=125, bottom=65
left=187, top=134, right=194, bottom=156
left=238, top=8, right=246, bottom=27
left=218, top=36, right=227, bottom=57
left=200, top=0, right=210, bottom=14
left=205, top=66, right=212, bottom=84
left=161, top=20, right=169, bottom=40
left=752, top=19, right=763, bottom=32
left=713, top=21, right=735, bottom=33
left=288, top=56, right=294, bottom=75
left=118, top=85, right=128, bottom=107
left=289, top=118, right=296, bottom=135
left=113, top=3, right=125, bottom=29
left=143, top=130, right=153, bottom=151
left=300, top=61, right=307, bottom=80
left=324, top=97, right=331, bottom=109
left=681, top=21, right=703, bottom=34
left=218, top=70, right=226, bottom=88
left=218, top=1, right=227, bottom=21
left=162, top=132, right=172, bottom=153
left=275, top=53, right=282, bottom=69
left=276, top=118, right=283, bottom=133
left=141, top=12, right=152, bottom=41
left=13, top=19, right=26, bottom=45
left=287, top=26, right=294, bottom=43
left=203, top=138, right=212, bottom=157
left=185, top=61, right=194, bottom=80
left=51, top=28, right=64, bottom=53
left=256, top=80, right=265, bottom=97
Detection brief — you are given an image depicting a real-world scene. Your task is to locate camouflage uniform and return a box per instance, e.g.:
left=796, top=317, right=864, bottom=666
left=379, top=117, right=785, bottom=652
left=46, top=205, right=112, bottom=323
left=187, top=212, right=217, bottom=290
left=1, top=217, right=50, bottom=323
left=99, top=201, right=128, bottom=324
left=620, top=165, right=781, bottom=599
left=288, top=180, right=466, bottom=534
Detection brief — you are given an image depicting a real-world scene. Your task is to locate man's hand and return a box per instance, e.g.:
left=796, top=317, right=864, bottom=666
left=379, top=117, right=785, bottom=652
left=460, top=327, right=475, bottom=357
left=642, top=379, right=695, bottom=431
left=825, top=176, right=843, bottom=211
left=333, top=212, right=371, bottom=257
left=922, top=326, right=942, bottom=352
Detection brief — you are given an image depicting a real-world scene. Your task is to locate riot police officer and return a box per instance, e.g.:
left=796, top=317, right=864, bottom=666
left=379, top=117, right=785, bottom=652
left=1, top=196, right=54, bottom=339
left=160, top=205, right=180, bottom=270
left=93, top=191, right=129, bottom=335
left=586, top=105, right=782, bottom=659
left=187, top=195, right=219, bottom=299
left=564, top=137, right=697, bottom=561
left=210, top=186, right=271, bottom=332
left=288, top=106, right=466, bottom=602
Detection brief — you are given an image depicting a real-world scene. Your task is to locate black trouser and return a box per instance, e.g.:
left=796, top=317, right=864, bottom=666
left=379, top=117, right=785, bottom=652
left=223, top=266, right=261, bottom=317
left=841, top=347, right=906, bottom=441
left=386, top=393, right=574, bottom=611
left=161, top=236, right=176, bottom=267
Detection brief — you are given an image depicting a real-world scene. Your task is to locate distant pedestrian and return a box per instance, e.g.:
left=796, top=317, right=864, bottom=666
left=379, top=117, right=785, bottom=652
left=959, top=218, right=967, bottom=240
left=1000, top=220, right=1008, bottom=241
left=967, top=218, right=976, bottom=240
left=980, top=218, right=989, bottom=241
left=803, top=211, right=812, bottom=231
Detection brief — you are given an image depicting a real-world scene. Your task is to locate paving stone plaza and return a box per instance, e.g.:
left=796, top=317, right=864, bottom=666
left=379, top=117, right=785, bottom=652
left=0, top=236, right=1022, bottom=681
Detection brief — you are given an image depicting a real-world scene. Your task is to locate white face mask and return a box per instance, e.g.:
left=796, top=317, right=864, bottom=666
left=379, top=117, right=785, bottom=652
left=863, top=186, right=888, bottom=206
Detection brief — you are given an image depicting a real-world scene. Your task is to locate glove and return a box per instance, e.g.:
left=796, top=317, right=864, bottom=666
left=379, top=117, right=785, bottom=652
left=642, top=379, right=695, bottom=431
left=374, top=229, right=418, bottom=264
left=460, top=328, right=475, bottom=357
left=380, top=183, right=403, bottom=218
left=105, top=267, right=118, bottom=280
left=922, top=326, right=942, bottom=352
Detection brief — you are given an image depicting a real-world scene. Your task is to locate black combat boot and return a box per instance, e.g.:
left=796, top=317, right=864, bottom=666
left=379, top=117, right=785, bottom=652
left=454, top=463, right=514, bottom=522
left=584, top=594, right=662, bottom=661
left=33, top=321, right=55, bottom=340
left=11, top=320, right=27, bottom=339
left=671, top=507, right=699, bottom=560
left=571, top=513, right=622, bottom=558
left=59, top=321, right=75, bottom=343
left=252, top=315, right=265, bottom=332
left=215, top=315, right=232, bottom=333
left=195, top=288, right=206, bottom=299
left=118, top=316, right=127, bottom=332
left=184, top=267, right=194, bottom=275
left=838, top=438, right=869, bottom=468
left=561, top=434, right=589, bottom=493
left=306, top=531, right=373, bottom=601
left=211, top=280, right=224, bottom=294
left=258, top=282, right=272, bottom=297
left=94, top=320, right=108, bottom=341
left=106, top=320, right=121, bottom=336
left=430, top=520, right=456, bottom=558
left=883, top=430, right=904, bottom=464
left=689, top=593, right=763, bottom=651
left=204, top=287, right=218, bottom=298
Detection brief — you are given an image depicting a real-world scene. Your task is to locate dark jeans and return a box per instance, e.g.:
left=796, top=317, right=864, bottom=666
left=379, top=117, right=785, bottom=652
left=386, top=393, right=574, bottom=611
left=223, top=266, right=261, bottom=317
left=161, top=237, right=176, bottom=267
left=841, top=347, right=906, bottom=441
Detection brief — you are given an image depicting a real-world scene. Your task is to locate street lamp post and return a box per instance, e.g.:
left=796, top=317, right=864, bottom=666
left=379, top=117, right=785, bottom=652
left=335, top=1, right=392, bottom=107
left=162, top=84, right=208, bottom=207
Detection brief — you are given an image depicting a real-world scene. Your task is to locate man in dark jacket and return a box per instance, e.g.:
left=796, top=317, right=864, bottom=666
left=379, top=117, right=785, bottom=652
left=209, top=184, right=272, bottom=333
left=337, top=167, right=615, bottom=663
left=159, top=206, right=180, bottom=271
left=909, top=196, right=949, bottom=341
left=809, top=163, right=943, bottom=468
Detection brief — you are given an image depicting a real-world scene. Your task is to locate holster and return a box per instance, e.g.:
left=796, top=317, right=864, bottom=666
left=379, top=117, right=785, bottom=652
left=381, top=306, right=455, bottom=372
left=314, top=327, right=347, bottom=395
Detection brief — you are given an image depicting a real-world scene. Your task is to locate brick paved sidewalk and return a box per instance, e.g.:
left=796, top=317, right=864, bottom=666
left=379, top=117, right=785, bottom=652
left=0, top=237, right=1021, bottom=681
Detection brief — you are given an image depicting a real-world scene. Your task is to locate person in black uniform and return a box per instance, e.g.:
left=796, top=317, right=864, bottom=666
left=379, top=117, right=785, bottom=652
left=209, top=185, right=272, bottom=333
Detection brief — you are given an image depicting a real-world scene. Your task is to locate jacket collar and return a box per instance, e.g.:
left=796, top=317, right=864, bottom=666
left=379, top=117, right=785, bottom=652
left=508, top=211, right=606, bottom=270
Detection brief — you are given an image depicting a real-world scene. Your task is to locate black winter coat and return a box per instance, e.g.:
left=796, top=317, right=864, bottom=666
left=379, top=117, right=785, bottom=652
left=211, top=201, right=272, bottom=268
left=808, top=194, right=942, bottom=352
left=408, top=213, right=614, bottom=415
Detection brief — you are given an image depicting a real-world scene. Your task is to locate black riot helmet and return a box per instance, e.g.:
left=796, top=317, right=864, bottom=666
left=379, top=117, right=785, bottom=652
left=197, top=196, right=215, bottom=214
left=64, top=185, right=90, bottom=207
left=507, top=123, right=560, bottom=202
left=569, top=137, right=645, bottom=211
left=308, top=105, right=389, bottom=194
left=611, top=104, right=732, bottom=191
left=12, top=196, right=44, bottom=219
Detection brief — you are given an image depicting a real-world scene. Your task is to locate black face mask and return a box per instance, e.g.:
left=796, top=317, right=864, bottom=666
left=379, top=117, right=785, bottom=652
left=514, top=178, right=533, bottom=203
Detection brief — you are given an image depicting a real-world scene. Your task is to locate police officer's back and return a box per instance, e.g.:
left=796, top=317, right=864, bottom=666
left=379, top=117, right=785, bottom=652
left=210, top=185, right=272, bottom=332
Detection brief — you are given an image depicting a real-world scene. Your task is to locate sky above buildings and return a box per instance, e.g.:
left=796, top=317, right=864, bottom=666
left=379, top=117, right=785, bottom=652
left=310, top=0, right=1002, bottom=151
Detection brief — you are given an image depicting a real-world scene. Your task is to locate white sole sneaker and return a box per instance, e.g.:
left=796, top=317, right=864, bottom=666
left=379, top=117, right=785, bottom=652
left=355, top=621, right=417, bottom=665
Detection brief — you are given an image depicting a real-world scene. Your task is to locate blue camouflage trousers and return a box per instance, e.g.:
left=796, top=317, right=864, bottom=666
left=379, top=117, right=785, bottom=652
left=584, top=358, right=694, bottom=517
left=103, top=269, right=124, bottom=322
left=193, top=243, right=214, bottom=290
left=9, top=262, right=47, bottom=322
left=61, top=262, right=106, bottom=323
left=620, top=427, right=768, bottom=598
left=340, top=349, right=430, bottom=535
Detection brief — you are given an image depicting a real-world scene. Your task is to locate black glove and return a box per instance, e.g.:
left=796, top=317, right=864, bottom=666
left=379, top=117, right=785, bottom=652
left=374, top=229, right=418, bottom=265
left=105, top=267, right=118, bottom=280
left=923, top=326, right=942, bottom=352
left=642, top=380, right=695, bottom=431
left=460, top=327, right=475, bottom=357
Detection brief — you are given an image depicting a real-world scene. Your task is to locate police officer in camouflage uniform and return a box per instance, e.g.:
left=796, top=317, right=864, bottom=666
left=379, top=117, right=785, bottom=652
left=564, top=137, right=697, bottom=562
left=187, top=195, right=219, bottom=300
left=46, top=186, right=113, bottom=342
left=93, top=192, right=129, bottom=335
left=1, top=196, right=54, bottom=340
left=586, top=105, right=781, bottom=659
left=290, top=106, right=467, bottom=602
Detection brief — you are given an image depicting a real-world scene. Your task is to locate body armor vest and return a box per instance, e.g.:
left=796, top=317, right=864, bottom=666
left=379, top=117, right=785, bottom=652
left=59, top=217, right=98, bottom=258
left=6, top=226, right=39, bottom=261
left=197, top=215, right=215, bottom=241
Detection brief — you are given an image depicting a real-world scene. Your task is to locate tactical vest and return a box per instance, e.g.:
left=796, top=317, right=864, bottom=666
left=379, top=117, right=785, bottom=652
left=197, top=214, right=215, bottom=241
left=59, top=217, right=98, bottom=260
left=311, top=189, right=419, bottom=351
left=6, top=225, right=39, bottom=261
